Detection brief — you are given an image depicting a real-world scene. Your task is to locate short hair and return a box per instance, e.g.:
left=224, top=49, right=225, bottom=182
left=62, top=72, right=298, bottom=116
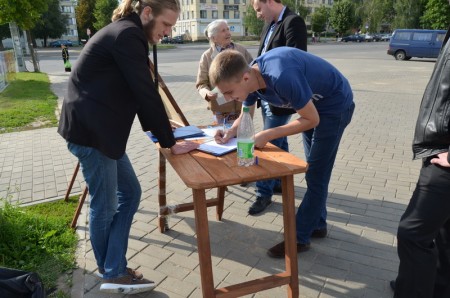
left=204, top=19, right=228, bottom=40
left=209, top=50, right=250, bottom=86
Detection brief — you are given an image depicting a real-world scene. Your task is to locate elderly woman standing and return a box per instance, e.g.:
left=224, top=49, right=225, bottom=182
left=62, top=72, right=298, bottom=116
left=196, top=19, right=253, bottom=125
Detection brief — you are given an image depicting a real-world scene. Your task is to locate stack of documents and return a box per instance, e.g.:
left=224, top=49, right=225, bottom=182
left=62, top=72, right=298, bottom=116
left=146, top=125, right=205, bottom=142
left=146, top=126, right=237, bottom=156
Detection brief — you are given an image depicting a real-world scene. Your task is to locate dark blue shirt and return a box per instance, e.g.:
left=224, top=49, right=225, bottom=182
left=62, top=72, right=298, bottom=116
left=245, top=47, right=353, bottom=115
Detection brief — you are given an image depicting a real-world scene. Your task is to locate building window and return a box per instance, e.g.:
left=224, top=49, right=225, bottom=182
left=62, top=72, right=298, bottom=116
left=212, top=0, right=218, bottom=3
left=212, top=10, right=218, bottom=19
left=223, top=10, right=229, bottom=18
left=61, top=6, right=72, bottom=13
left=200, top=0, right=206, bottom=3
left=234, top=0, right=239, bottom=3
left=234, top=10, right=240, bottom=19
left=200, top=10, right=207, bottom=18
left=223, top=0, right=229, bottom=4
left=187, top=11, right=190, bottom=18
left=191, top=10, right=194, bottom=18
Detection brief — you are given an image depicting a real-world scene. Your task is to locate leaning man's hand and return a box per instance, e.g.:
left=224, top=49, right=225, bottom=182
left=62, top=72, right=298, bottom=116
left=430, top=152, right=450, bottom=167
left=170, top=141, right=199, bottom=154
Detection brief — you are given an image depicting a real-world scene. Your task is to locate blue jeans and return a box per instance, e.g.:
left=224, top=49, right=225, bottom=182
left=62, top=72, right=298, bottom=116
left=296, top=103, right=355, bottom=244
left=256, top=100, right=292, bottom=198
left=68, top=142, right=141, bottom=279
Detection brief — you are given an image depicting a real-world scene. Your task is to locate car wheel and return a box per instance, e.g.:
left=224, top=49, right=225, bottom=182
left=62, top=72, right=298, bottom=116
left=405, top=56, right=412, bottom=61
left=395, top=50, right=407, bottom=60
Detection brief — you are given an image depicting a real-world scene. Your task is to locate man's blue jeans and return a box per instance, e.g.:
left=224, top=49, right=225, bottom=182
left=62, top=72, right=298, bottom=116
left=68, top=142, right=141, bottom=279
left=296, top=103, right=355, bottom=244
left=256, top=100, right=292, bottom=198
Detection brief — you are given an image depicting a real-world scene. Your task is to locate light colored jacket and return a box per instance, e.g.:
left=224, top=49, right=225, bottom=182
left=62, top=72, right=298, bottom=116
left=196, top=43, right=253, bottom=113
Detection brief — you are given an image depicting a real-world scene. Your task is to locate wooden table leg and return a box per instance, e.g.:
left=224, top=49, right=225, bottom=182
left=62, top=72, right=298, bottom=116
left=65, top=162, right=80, bottom=202
left=70, top=186, right=88, bottom=229
left=281, top=175, right=299, bottom=298
left=192, top=188, right=215, bottom=298
left=158, top=151, right=169, bottom=232
left=216, top=186, right=226, bottom=221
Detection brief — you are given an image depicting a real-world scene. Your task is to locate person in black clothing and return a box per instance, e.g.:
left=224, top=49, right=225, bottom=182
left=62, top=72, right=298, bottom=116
left=57, top=0, right=198, bottom=294
left=248, top=0, right=307, bottom=216
left=391, top=4, right=450, bottom=297
left=61, top=44, right=70, bottom=71
left=61, top=44, right=69, bottom=63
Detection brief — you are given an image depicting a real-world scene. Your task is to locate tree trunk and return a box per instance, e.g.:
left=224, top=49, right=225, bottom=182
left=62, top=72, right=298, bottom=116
left=26, top=30, right=40, bottom=72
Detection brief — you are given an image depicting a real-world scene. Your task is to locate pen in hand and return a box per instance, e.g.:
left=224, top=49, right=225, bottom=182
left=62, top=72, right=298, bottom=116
left=214, top=129, right=228, bottom=144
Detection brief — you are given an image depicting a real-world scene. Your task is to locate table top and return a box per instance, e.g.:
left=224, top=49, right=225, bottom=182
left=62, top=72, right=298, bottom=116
left=159, top=143, right=308, bottom=189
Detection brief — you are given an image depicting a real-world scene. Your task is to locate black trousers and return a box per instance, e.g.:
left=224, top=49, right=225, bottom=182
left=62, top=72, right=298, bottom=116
left=395, top=158, right=450, bottom=298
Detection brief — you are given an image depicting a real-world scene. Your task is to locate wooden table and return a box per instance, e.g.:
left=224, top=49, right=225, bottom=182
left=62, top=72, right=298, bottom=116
left=158, top=143, right=308, bottom=297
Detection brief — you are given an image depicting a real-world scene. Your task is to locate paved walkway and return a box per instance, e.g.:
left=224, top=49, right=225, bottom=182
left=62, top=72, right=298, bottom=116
left=0, top=43, right=434, bottom=297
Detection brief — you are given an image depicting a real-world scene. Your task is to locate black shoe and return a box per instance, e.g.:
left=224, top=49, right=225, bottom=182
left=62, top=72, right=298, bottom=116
left=311, top=228, right=327, bottom=238
left=390, top=280, right=396, bottom=291
left=273, top=184, right=282, bottom=194
left=248, top=196, right=272, bottom=215
left=267, top=241, right=311, bottom=258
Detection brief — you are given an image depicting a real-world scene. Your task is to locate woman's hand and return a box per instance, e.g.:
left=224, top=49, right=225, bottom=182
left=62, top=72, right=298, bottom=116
left=430, top=152, right=450, bottom=167
left=170, top=141, right=199, bottom=154
left=205, top=91, right=218, bottom=102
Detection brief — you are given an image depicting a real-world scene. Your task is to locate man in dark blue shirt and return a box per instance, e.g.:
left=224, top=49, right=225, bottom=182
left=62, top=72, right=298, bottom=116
left=210, top=47, right=355, bottom=258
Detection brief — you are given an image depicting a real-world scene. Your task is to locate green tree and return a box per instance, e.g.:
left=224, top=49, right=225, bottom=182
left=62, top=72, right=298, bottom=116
left=0, top=0, right=48, bottom=30
left=392, top=0, right=424, bottom=29
left=244, top=5, right=264, bottom=37
left=329, top=0, right=355, bottom=37
left=32, top=0, right=68, bottom=47
left=0, top=23, right=10, bottom=50
left=283, top=0, right=309, bottom=19
left=76, top=0, right=97, bottom=40
left=376, top=0, right=395, bottom=32
left=420, top=0, right=450, bottom=29
left=93, top=0, right=118, bottom=31
left=311, top=5, right=330, bottom=38
left=0, top=0, right=48, bottom=72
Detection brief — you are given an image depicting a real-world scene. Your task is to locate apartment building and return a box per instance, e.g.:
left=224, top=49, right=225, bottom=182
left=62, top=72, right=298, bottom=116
left=59, top=0, right=79, bottom=42
left=175, top=0, right=247, bottom=41
left=175, top=0, right=334, bottom=41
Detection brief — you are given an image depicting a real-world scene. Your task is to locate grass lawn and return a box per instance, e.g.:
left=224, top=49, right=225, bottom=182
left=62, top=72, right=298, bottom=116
left=0, top=197, right=79, bottom=297
left=0, top=72, right=58, bottom=133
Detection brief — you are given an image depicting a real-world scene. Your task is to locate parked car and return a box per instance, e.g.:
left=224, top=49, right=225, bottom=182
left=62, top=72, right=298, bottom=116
left=380, top=33, right=392, bottom=41
left=387, top=29, right=447, bottom=60
left=340, top=34, right=365, bottom=42
left=171, top=35, right=184, bottom=44
left=161, top=36, right=171, bottom=44
left=364, top=34, right=374, bottom=42
left=49, top=40, right=73, bottom=47
left=371, top=33, right=382, bottom=42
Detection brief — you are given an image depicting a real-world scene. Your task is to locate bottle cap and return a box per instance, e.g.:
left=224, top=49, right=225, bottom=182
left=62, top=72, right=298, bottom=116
left=243, top=106, right=249, bottom=112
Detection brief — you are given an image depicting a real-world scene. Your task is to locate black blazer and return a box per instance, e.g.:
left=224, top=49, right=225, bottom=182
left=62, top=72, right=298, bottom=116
left=258, top=7, right=307, bottom=115
left=58, top=13, right=175, bottom=159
